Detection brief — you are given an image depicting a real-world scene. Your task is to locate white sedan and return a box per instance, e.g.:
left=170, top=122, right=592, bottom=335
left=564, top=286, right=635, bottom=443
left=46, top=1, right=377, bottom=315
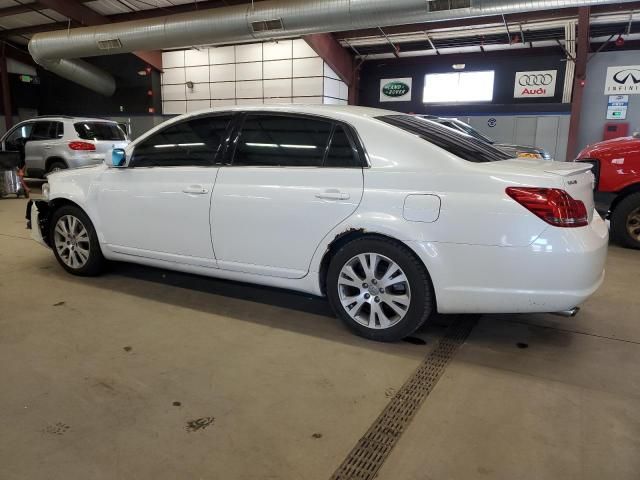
left=29, top=106, right=608, bottom=342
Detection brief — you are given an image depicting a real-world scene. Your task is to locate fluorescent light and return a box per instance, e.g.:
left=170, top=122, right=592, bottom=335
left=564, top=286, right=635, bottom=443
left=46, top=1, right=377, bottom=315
left=280, top=144, right=316, bottom=149
left=246, top=142, right=279, bottom=148
left=178, top=142, right=205, bottom=147
left=154, top=144, right=177, bottom=148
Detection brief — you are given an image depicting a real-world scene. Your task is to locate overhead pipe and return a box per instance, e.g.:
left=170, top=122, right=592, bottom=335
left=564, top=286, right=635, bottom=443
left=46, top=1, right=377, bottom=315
left=28, top=0, right=640, bottom=96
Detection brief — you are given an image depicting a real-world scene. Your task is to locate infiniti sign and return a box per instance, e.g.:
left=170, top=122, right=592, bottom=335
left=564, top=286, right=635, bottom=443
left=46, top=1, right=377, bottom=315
left=604, top=65, right=640, bottom=94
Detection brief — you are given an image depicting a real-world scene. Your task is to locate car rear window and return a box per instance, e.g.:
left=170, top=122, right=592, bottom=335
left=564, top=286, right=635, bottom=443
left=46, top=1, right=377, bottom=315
left=74, top=122, right=126, bottom=141
left=377, top=115, right=511, bottom=163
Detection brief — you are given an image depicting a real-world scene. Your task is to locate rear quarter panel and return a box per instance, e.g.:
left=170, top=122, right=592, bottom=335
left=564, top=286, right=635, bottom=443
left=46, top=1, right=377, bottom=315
left=342, top=117, right=553, bottom=247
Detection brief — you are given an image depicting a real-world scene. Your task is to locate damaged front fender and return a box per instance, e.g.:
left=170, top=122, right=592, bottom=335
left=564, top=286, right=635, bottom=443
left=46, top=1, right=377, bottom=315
left=26, top=200, right=51, bottom=248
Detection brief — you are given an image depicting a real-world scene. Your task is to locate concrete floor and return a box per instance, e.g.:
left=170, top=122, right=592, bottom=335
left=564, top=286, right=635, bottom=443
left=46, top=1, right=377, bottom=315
left=1, top=189, right=639, bottom=480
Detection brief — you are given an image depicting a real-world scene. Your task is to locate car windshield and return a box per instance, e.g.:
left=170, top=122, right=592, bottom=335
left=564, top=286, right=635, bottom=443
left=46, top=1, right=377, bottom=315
left=74, top=122, right=126, bottom=141
left=378, top=115, right=511, bottom=163
left=449, top=119, right=495, bottom=144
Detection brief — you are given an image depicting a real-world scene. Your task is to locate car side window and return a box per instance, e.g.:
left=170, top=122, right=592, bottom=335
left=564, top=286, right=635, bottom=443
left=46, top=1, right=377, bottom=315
left=324, top=125, right=362, bottom=168
left=232, top=114, right=332, bottom=167
left=30, top=121, right=56, bottom=141
left=53, top=122, right=64, bottom=138
left=4, top=123, right=33, bottom=151
left=130, top=115, right=232, bottom=168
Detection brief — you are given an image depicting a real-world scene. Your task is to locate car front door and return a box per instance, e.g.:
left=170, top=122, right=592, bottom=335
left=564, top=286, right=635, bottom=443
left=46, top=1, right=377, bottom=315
left=211, top=113, right=365, bottom=279
left=94, top=114, right=233, bottom=267
left=2, top=121, right=33, bottom=168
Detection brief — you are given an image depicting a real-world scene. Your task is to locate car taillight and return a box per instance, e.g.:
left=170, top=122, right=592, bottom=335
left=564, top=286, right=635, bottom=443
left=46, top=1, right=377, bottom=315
left=506, top=187, right=588, bottom=228
left=68, top=141, right=96, bottom=151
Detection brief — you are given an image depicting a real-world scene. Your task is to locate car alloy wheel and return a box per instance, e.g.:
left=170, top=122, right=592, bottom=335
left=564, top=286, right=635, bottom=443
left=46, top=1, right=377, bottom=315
left=53, top=214, right=91, bottom=269
left=337, top=252, right=412, bottom=329
left=626, top=207, right=640, bottom=242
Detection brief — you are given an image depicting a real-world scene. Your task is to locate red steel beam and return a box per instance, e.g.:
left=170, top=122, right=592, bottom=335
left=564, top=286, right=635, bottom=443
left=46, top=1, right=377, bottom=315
left=303, top=33, right=357, bottom=104
left=36, top=0, right=110, bottom=26
left=334, top=2, right=640, bottom=41
left=303, top=33, right=354, bottom=85
left=0, top=44, right=13, bottom=130
left=566, top=6, right=590, bottom=161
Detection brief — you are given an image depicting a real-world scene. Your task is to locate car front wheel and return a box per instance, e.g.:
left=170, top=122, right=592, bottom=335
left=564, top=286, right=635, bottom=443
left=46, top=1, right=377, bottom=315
left=611, top=192, right=640, bottom=250
left=327, top=237, right=433, bottom=342
left=50, top=205, right=105, bottom=275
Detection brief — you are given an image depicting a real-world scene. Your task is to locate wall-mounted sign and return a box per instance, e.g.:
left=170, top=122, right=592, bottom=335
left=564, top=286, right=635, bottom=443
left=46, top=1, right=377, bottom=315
left=606, top=95, right=629, bottom=120
left=604, top=66, right=640, bottom=94
left=18, top=74, right=40, bottom=85
left=380, top=78, right=412, bottom=102
left=487, top=118, right=497, bottom=127
left=513, top=70, right=557, bottom=98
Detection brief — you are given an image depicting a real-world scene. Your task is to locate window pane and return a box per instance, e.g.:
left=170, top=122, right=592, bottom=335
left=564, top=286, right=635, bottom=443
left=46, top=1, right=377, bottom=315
left=31, top=122, right=53, bottom=140
left=234, top=115, right=331, bottom=167
left=74, top=122, right=126, bottom=141
left=5, top=124, right=33, bottom=150
left=423, top=71, right=494, bottom=103
left=377, top=115, right=510, bottom=163
left=132, top=115, right=231, bottom=167
left=53, top=122, right=64, bottom=138
left=324, top=126, right=360, bottom=168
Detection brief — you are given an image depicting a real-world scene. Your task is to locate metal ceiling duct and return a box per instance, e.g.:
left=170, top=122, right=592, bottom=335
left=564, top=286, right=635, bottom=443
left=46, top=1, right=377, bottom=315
left=28, top=0, right=640, bottom=96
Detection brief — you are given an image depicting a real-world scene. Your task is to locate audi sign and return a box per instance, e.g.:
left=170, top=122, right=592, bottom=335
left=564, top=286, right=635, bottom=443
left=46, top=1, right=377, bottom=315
left=513, top=70, right=557, bottom=98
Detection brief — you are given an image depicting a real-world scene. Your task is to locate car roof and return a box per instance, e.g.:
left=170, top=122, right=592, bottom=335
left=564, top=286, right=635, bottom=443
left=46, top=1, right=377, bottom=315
left=24, top=116, right=119, bottom=123
left=131, top=104, right=407, bottom=146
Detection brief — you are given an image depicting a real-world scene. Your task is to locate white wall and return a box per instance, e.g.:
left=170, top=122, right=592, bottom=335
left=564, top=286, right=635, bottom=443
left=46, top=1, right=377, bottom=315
left=161, top=39, right=349, bottom=115
left=578, top=50, right=640, bottom=151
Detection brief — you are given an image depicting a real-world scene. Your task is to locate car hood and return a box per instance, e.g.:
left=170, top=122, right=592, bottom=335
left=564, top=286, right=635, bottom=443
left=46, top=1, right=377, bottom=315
left=577, top=136, right=640, bottom=159
left=46, top=163, right=106, bottom=181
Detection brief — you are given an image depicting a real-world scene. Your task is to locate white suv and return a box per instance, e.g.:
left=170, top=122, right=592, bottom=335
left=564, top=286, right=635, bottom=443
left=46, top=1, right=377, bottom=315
left=1, top=116, right=129, bottom=178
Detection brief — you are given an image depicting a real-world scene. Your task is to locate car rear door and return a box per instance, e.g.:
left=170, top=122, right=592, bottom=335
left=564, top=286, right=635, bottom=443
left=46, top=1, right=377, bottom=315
left=95, top=114, right=233, bottom=267
left=211, top=113, right=365, bottom=279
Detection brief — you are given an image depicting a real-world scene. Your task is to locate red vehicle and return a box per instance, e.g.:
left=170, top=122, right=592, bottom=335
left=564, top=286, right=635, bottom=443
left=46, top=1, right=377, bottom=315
left=575, top=133, right=640, bottom=249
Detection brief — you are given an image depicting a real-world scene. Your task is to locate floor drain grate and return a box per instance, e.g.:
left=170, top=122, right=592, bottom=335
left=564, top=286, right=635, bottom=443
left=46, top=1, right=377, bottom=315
left=330, top=316, right=477, bottom=480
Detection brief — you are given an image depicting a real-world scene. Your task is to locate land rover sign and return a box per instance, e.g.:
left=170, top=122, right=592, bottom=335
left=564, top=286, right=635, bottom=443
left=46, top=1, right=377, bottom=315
left=380, top=78, right=412, bottom=102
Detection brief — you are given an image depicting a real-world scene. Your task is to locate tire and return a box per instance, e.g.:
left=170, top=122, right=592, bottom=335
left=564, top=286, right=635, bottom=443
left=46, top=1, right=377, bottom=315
left=49, top=205, right=105, bottom=276
left=326, top=237, right=434, bottom=342
left=47, top=161, right=67, bottom=174
left=610, top=192, right=640, bottom=250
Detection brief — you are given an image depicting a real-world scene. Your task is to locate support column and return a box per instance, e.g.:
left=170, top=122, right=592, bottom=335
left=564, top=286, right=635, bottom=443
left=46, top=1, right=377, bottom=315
left=0, top=43, right=12, bottom=131
left=303, top=34, right=356, bottom=104
left=566, top=6, right=590, bottom=161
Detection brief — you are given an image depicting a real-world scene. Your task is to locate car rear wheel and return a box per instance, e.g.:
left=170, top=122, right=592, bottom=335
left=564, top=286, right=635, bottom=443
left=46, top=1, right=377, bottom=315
left=50, top=205, right=105, bottom=275
left=611, top=192, right=640, bottom=250
left=327, top=237, right=433, bottom=342
left=47, top=161, right=67, bottom=174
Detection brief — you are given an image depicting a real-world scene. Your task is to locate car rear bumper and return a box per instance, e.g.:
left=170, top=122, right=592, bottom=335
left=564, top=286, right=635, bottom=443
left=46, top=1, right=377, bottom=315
left=407, top=211, right=609, bottom=314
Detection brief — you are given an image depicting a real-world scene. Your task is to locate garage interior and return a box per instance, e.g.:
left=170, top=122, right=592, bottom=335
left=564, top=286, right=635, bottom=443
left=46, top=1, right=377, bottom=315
left=1, top=0, right=640, bottom=479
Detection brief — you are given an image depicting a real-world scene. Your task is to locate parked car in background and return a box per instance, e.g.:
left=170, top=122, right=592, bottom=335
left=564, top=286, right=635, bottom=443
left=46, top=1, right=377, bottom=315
left=0, top=116, right=129, bottom=178
left=29, top=106, right=607, bottom=342
left=575, top=133, right=640, bottom=249
left=419, top=115, right=551, bottom=160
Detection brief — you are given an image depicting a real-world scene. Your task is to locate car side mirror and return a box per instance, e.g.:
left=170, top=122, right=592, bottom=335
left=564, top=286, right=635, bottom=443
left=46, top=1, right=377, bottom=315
left=110, top=148, right=127, bottom=167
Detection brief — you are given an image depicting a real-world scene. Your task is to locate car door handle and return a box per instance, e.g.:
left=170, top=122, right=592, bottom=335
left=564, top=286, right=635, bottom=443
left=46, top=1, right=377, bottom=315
left=182, top=185, right=209, bottom=194
left=316, top=190, right=350, bottom=200
left=43, top=144, right=52, bottom=149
